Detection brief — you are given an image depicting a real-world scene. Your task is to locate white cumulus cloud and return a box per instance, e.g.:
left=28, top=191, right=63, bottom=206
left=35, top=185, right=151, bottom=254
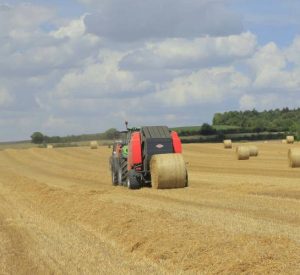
left=1, top=1, right=300, bottom=141
left=249, top=42, right=300, bottom=91
left=0, top=3, right=55, bottom=34
left=121, top=32, right=257, bottom=70
left=0, top=87, right=13, bottom=106
left=51, top=14, right=87, bottom=39
left=155, top=67, right=250, bottom=106
left=239, top=94, right=256, bottom=110
left=82, top=0, right=243, bottom=41
left=53, top=50, right=152, bottom=99
left=285, top=36, right=300, bottom=65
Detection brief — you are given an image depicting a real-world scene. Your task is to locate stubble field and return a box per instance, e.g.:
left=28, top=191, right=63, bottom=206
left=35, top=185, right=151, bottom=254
left=0, top=142, right=299, bottom=274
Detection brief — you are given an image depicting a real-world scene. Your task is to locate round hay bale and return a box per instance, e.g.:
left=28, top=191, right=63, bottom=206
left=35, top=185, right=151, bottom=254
left=236, top=146, right=250, bottom=160
left=282, top=139, right=287, bottom=144
left=286, top=136, right=294, bottom=144
left=47, top=145, right=53, bottom=149
left=223, top=139, right=232, bottom=149
left=90, top=141, right=98, bottom=149
left=249, top=145, right=258, bottom=157
left=288, top=148, right=300, bottom=168
left=150, top=154, right=187, bottom=189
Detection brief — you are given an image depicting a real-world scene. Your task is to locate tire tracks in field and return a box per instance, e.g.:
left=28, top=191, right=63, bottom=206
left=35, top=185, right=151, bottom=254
left=1, top=169, right=298, bottom=274
left=0, top=193, right=50, bottom=275
left=106, top=188, right=300, bottom=242
left=190, top=165, right=300, bottom=179
left=1, top=145, right=300, bottom=273
left=128, top=190, right=300, bottom=224
left=184, top=144, right=300, bottom=179
left=24, top=148, right=107, bottom=181
left=27, top=149, right=100, bottom=170
left=0, top=171, right=166, bottom=274
left=51, top=147, right=109, bottom=165
left=1, top=149, right=103, bottom=188
left=3, top=148, right=299, bottom=240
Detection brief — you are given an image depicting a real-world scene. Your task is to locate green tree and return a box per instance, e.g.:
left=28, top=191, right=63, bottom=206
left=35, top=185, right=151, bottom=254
left=31, top=132, right=45, bottom=144
left=290, top=123, right=300, bottom=140
left=103, top=128, right=118, bottom=139
left=212, top=107, right=300, bottom=135
left=200, top=123, right=216, bottom=135
left=213, top=113, right=223, bottom=125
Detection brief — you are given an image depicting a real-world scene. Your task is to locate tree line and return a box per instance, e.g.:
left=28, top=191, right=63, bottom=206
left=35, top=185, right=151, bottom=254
left=173, top=108, right=300, bottom=140
left=31, top=107, right=300, bottom=144
left=212, top=108, right=300, bottom=134
left=31, top=128, right=119, bottom=144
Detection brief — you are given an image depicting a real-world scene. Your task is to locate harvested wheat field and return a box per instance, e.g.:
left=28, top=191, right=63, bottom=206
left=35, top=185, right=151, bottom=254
left=0, top=142, right=299, bottom=274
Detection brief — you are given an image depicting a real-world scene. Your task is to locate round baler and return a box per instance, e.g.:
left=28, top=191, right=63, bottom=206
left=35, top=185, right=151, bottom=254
left=109, top=126, right=188, bottom=189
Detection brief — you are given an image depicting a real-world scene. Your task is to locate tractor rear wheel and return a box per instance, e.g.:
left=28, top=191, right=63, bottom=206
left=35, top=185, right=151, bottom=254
left=112, top=170, right=118, bottom=186
left=118, top=158, right=128, bottom=186
left=117, top=167, right=123, bottom=185
left=127, top=170, right=141, bottom=190
left=111, top=159, right=118, bottom=186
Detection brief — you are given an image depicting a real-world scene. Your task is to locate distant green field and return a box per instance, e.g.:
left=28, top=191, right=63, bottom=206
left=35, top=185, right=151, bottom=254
left=213, top=125, right=240, bottom=131
left=0, top=140, right=113, bottom=150
left=171, top=125, right=240, bottom=133
left=0, top=141, right=37, bottom=150
left=171, top=126, right=202, bottom=132
left=0, top=124, right=285, bottom=150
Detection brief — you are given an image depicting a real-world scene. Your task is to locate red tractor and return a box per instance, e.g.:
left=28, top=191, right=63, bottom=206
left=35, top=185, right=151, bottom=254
left=110, top=125, right=188, bottom=189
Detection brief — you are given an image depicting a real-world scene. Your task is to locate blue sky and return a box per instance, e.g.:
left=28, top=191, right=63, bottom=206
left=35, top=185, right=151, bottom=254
left=0, top=0, right=300, bottom=141
left=232, top=0, right=300, bottom=46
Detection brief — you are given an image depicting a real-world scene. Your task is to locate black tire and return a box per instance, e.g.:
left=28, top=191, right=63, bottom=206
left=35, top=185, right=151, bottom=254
left=117, top=166, right=123, bottom=185
left=127, top=170, right=141, bottom=190
left=112, top=170, right=118, bottom=186
left=118, top=158, right=128, bottom=186
left=111, top=158, right=118, bottom=186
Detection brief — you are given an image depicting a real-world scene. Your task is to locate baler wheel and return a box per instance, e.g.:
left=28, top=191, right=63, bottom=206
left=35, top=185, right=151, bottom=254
left=127, top=170, right=141, bottom=190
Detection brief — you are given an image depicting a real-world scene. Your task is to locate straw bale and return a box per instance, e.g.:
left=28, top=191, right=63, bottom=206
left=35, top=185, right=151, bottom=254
left=288, top=148, right=300, bottom=168
left=286, top=136, right=294, bottom=144
left=249, top=145, right=258, bottom=157
left=90, top=141, right=98, bottom=149
left=150, top=154, right=187, bottom=189
left=236, top=146, right=250, bottom=160
left=223, top=140, right=232, bottom=149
